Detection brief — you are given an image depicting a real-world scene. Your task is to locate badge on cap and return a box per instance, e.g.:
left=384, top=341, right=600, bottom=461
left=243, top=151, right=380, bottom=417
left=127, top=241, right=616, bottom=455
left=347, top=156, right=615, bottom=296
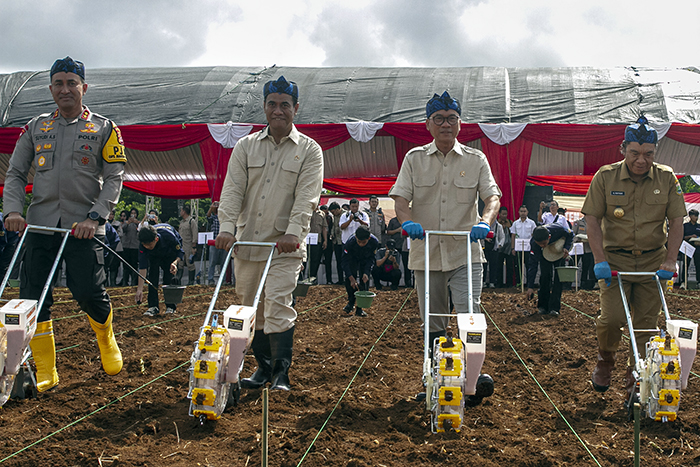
left=614, top=207, right=624, bottom=218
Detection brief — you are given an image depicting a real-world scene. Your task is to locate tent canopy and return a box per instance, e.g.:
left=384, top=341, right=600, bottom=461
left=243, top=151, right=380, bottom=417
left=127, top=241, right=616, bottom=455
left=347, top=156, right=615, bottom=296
left=1, top=66, right=700, bottom=213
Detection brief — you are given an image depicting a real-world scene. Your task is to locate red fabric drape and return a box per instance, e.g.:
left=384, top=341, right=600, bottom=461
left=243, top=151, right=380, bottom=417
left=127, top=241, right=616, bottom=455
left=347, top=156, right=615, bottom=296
left=199, top=136, right=233, bottom=201
left=520, top=124, right=626, bottom=151
left=323, top=177, right=397, bottom=195
left=666, top=124, right=700, bottom=146
left=119, top=124, right=212, bottom=151
left=480, top=137, right=534, bottom=217
left=583, top=147, right=623, bottom=175
left=393, top=137, right=415, bottom=168
left=526, top=175, right=594, bottom=195
left=381, top=122, right=484, bottom=145
left=0, top=127, right=22, bottom=153
left=122, top=180, right=211, bottom=198
left=296, top=123, right=351, bottom=150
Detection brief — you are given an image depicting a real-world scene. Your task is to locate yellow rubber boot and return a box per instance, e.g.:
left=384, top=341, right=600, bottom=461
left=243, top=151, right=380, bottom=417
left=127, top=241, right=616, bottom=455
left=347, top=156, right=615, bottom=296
left=88, top=311, right=123, bottom=376
left=29, top=320, right=59, bottom=392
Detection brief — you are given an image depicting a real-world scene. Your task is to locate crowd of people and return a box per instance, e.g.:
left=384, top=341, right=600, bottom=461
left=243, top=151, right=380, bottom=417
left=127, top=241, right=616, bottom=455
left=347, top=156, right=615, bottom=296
left=1, top=56, right=689, bottom=411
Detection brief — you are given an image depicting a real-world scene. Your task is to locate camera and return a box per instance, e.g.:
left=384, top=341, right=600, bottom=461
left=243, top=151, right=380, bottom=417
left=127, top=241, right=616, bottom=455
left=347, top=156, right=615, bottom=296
left=148, top=214, right=155, bottom=220
left=353, top=212, right=360, bottom=220
left=386, top=239, right=396, bottom=251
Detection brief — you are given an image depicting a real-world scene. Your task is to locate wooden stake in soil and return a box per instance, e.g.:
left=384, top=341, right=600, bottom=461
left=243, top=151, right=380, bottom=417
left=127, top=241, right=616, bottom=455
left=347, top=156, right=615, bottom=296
left=262, top=388, right=269, bottom=467
left=634, top=402, right=641, bottom=467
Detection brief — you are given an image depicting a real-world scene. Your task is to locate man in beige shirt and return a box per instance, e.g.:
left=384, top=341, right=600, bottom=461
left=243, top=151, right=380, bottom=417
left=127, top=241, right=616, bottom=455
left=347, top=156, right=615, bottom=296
left=390, top=91, right=501, bottom=404
left=216, top=76, right=324, bottom=391
left=178, top=204, right=199, bottom=285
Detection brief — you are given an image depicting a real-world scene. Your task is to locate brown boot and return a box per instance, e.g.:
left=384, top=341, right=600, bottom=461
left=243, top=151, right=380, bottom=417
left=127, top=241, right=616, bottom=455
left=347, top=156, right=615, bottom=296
left=591, top=350, right=615, bottom=392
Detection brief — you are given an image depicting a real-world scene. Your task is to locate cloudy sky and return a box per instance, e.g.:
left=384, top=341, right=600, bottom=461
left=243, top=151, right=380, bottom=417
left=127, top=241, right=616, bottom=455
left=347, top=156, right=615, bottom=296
left=0, top=0, right=697, bottom=74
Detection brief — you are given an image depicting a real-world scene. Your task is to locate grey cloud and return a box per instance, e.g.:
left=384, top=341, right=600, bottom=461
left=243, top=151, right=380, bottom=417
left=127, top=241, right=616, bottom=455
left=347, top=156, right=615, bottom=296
left=310, top=0, right=565, bottom=67
left=0, top=0, right=238, bottom=72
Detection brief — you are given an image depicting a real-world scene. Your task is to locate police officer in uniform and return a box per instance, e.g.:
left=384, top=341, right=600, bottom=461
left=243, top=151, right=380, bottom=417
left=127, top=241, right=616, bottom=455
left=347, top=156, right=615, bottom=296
left=3, top=57, right=126, bottom=392
left=135, top=223, right=185, bottom=316
left=584, top=116, right=686, bottom=400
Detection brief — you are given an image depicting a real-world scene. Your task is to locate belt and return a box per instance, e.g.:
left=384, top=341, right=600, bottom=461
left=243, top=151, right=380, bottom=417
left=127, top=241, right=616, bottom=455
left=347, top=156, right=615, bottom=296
left=613, top=247, right=662, bottom=256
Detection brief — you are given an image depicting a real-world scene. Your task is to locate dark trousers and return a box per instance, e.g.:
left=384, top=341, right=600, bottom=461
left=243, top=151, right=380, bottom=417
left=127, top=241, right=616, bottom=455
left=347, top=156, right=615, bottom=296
left=307, top=243, right=323, bottom=280
left=485, top=246, right=499, bottom=285
left=538, top=257, right=564, bottom=312
left=345, top=271, right=369, bottom=305
left=497, top=252, right=515, bottom=287
left=372, top=266, right=401, bottom=289
left=21, top=232, right=111, bottom=324
left=323, top=245, right=333, bottom=284
left=122, top=248, right=139, bottom=285
left=147, top=258, right=176, bottom=309
left=105, top=253, right=120, bottom=287
left=333, top=244, right=344, bottom=283
left=0, top=240, right=18, bottom=281
left=581, top=252, right=595, bottom=288
left=400, top=250, right=412, bottom=287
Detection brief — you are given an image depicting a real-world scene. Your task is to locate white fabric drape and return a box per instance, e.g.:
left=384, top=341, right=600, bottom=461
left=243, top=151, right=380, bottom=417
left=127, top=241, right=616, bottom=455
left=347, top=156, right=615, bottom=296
left=650, top=122, right=672, bottom=140
left=345, top=121, right=384, bottom=143
left=207, top=122, right=254, bottom=148
left=478, top=123, right=528, bottom=145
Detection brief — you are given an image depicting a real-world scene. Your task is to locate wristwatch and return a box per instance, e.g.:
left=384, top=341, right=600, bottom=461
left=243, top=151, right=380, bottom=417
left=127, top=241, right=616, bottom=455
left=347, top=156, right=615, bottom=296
left=88, top=211, right=106, bottom=225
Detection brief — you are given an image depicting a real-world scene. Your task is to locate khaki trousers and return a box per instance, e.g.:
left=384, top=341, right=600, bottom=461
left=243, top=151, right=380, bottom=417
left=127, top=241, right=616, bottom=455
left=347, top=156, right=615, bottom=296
left=414, top=263, right=483, bottom=333
left=234, top=256, right=302, bottom=334
left=597, top=248, right=665, bottom=363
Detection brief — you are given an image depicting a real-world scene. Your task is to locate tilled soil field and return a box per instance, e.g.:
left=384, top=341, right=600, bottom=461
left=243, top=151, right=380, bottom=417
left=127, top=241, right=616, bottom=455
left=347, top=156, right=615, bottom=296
left=1, top=283, right=700, bottom=467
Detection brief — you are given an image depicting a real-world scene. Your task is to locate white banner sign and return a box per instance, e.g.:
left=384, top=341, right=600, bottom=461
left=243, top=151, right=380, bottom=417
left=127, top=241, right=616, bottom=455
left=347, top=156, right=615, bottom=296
left=306, top=233, right=318, bottom=245
left=514, top=238, right=530, bottom=252
left=198, top=232, right=214, bottom=244
left=569, top=242, right=584, bottom=256
left=680, top=240, right=696, bottom=258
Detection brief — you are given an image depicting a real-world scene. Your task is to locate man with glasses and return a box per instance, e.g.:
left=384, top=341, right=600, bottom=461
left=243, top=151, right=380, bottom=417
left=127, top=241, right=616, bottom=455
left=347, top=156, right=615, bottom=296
left=389, top=91, right=501, bottom=405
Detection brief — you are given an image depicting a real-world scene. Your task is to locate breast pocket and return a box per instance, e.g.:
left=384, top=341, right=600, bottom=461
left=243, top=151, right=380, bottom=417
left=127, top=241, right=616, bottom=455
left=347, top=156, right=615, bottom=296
left=644, top=191, right=668, bottom=219
left=605, top=192, right=629, bottom=217
left=280, top=157, right=301, bottom=190
left=454, top=176, right=478, bottom=205
left=73, top=141, right=99, bottom=171
left=412, top=174, right=437, bottom=205
left=34, top=147, right=54, bottom=172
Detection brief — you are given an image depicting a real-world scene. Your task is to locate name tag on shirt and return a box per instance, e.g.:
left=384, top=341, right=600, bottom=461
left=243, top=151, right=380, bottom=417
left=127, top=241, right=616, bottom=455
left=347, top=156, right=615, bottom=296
left=611, top=191, right=625, bottom=196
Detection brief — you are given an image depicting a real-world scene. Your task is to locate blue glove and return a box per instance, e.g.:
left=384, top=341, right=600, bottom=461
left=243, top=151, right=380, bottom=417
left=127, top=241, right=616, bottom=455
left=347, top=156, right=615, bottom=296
left=594, top=261, right=612, bottom=287
left=470, top=221, right=490, bottom=242
left=656, top=269, right=675, bottom=281
left=401, top=220, right=424, bottom=240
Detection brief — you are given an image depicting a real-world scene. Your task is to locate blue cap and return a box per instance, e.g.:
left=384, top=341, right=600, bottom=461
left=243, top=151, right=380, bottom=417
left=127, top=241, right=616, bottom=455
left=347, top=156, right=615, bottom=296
left=50, top=56, right=85, bottom=80
left=263, top=76, right=298, bottom=101
left=426, top=91, right=461, bottom=118
left=624, top=116, right=658, bottom=144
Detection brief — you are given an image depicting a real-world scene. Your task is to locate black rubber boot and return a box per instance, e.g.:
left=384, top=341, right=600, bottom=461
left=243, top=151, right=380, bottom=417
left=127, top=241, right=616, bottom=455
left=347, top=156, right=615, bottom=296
left=466, top=373, right=495, bottom=407
left=240, top=331, right=272, bottom=389
left=269, top=327, right=295, bottom=391
left=188, top=270, right=196, bottom=285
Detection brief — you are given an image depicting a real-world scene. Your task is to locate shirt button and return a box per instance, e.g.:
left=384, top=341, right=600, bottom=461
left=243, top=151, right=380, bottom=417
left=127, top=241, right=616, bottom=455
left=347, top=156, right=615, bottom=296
left=443, top=181, right=447, bottom=185
left=262, top=195, right=265, bottom=199
left=274, top=147, right=278, bottom=151
left=271, top=162, right=275, bottom=165
left=255, top=231, right=259, bottom=234
left=266, top=179, right=270, bottom=183
left=258, top=213, right=262, bottom=217
left=442, top=199, right=446, bottom=203
left=441, top=218, right=445, bottom=222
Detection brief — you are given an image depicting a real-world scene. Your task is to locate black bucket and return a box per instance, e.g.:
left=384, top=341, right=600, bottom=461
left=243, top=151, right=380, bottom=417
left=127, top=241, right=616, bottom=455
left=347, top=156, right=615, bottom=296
left=162, top=285, right=186, bottom=304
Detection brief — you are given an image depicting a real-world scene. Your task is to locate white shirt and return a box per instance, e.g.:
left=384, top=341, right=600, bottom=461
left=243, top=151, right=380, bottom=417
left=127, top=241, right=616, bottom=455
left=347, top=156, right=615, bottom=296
left=510, top=217, right=537, bottom=240
left=340, top=210, right=370, bottom=244
left=542, top=212, right=570, bottom=231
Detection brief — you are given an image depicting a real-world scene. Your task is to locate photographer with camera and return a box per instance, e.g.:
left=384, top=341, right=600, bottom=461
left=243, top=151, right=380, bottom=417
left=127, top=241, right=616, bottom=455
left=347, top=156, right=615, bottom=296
left=372, top=238, right=401, bottom=290
left=340, top=198, right=369, bottom=244
left=140, top=209, right=159, bottom=230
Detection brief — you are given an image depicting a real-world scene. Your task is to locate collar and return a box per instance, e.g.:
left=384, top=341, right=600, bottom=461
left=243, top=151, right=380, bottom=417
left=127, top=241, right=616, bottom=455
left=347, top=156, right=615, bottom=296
left=620, top=161, right=654, bottom=181
left=258, top=124, right=300, bottom=145
left=52, top=106, right=91, bottom=122
left=426, top=139, right=462, bottom=157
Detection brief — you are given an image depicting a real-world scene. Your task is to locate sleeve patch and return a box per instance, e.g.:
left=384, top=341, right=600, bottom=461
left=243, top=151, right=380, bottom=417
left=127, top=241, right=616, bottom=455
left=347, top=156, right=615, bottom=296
left=102, top=124, right=127, bottom=164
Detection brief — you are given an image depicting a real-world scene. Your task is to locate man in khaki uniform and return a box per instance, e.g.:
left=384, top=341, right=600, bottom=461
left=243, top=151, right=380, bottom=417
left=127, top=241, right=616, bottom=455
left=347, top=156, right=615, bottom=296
left=584, top=117, right=685, bottom=401
left=307, top=204, right=327, bottom=283
left=389, top=91, right=501, bottom=404
left=178, top=204, right=198, bottom=284
left=216, top=76, right=324, bottom=391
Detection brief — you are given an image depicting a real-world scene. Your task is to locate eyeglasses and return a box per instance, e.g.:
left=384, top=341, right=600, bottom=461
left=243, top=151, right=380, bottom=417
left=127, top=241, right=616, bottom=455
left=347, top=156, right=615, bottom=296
left=430, top=115, right=460, bottom=125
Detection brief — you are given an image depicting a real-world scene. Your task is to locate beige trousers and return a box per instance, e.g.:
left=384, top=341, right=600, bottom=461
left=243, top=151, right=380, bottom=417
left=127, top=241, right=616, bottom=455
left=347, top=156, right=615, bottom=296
left=234, top=256, right=302, bottom=334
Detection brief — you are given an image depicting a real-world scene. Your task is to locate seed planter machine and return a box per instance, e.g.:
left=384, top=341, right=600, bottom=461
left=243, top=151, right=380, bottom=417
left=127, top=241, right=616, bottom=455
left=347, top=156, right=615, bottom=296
left=422, top=230, right=492, bottom=433
left=613, top=271, right=698, bottom=423
left=0, top=225, right=74, bottom=406
left=187, top=241, right=275, bottom=424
